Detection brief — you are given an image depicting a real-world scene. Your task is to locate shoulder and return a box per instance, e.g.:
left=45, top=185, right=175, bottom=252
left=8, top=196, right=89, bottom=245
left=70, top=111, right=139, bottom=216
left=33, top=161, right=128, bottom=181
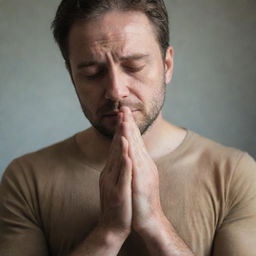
left=178, top=130, right=256, bottom=195
left=184, top=130, right=251, bottom=169
left=18, top=134, right=78, bottom=166
left=186, top=130, right=256, bottom=201
left=188, top=129, right=256, bottom=173
left=188, top=130, right=242, bottom=157
left=1, top=135, right=80, bottom=184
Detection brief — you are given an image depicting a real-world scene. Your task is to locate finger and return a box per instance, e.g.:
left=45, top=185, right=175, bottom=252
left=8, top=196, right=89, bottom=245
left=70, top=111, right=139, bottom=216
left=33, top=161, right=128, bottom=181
left=121, top=108, right=147, bottom=162
left=107, top=116, right=127, bottom=182
left=122, top=106, right=140, bottom=136
left=100, top=115, right=122, bottom=202
left=118, top=136, right=132, bottom=188
left=122, top=107, right=145, bottom=150
left=99, top=114, right=125, bottom=213
left=109, top=114, right=122, bottom=155
left=105, top=112, right=123, bottom=170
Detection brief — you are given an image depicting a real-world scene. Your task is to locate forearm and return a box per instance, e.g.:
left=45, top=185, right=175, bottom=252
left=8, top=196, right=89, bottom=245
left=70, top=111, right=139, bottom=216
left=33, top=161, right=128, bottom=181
left=69, top=224, right=127, bottom=256
left=139, top=216, right=195, bottom=256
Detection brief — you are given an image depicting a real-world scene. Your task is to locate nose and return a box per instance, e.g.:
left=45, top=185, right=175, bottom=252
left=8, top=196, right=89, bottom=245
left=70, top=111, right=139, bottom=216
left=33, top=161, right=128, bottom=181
left=104, top=66, right=130, bottom=101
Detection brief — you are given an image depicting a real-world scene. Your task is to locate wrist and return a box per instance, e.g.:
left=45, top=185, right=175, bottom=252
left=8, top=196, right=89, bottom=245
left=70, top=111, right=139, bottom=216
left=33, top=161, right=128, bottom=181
left=95, top=223, right=130, bottom=246
left=135, top=211, right=167, bottom=235
left=136, top=216, right=194, bottom=256
left=70, top=224, right=130, bottom=256
left=136, top=213, right=172, bottom=241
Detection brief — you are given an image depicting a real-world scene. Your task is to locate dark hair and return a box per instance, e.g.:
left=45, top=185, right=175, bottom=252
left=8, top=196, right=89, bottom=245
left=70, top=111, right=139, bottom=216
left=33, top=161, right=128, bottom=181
left=51, top=0, right=170, bottom=64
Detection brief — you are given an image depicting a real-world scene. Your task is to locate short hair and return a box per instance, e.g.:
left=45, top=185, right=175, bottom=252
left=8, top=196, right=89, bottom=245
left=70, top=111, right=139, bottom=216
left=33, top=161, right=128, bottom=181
left=51, top=0, right=170, bottom=64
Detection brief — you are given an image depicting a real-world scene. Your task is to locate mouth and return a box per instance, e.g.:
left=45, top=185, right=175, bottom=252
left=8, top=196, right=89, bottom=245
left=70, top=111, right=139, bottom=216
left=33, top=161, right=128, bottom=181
left=102, top=109, right=139, bottom=122
left=103, top=111, right=120, bottom=117
left=103, top=110, right=138, bottom=119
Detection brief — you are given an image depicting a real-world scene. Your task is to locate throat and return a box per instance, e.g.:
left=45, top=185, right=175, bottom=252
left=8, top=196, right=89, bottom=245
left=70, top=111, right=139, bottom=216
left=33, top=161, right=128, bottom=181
left=75, top=121, right=187, bottom=170
left=75, top=127, right=111, bottom=171
left=142, top=119, right=187, bottom=161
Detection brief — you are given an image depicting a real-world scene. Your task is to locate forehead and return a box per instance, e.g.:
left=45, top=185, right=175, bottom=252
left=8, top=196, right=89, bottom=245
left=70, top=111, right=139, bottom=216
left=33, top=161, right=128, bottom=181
left=68, top=10, right=161, bottom=61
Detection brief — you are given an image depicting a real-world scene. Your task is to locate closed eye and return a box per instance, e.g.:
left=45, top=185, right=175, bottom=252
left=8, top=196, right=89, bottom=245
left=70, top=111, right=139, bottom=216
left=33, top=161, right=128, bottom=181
left=85, top=68, right=107, bottom=80
left=123, top=65, right=145, bottom=73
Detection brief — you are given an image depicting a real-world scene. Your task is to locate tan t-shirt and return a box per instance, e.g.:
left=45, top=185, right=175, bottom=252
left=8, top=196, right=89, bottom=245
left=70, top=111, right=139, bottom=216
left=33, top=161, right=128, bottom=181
left=1, top=130, right=256, bottom=256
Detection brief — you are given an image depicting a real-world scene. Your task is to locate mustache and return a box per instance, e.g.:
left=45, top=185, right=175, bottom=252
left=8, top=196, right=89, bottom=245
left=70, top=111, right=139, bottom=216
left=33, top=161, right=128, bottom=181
left=97, top=100, right=142, bottom=115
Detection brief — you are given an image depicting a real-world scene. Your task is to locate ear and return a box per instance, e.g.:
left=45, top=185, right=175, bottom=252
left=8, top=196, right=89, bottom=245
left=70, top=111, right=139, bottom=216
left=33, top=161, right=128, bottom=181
left=164, top=46, right=174, bottom=84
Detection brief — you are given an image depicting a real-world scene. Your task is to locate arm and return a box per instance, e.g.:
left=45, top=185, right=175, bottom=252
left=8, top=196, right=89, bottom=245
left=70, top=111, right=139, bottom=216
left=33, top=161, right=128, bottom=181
left=0, top=160, right=128, bottom=256
left=121, top=106, right=195, bottom=256
left=212, top=153, right=256, bottom=256
left=0, top=160, right=49, bottom=256
left=69, top=224, right=127, bottom=256
left=137, top=215, right=194, bottom=256
left=1, top=116, right=132, bottom=256
left=69, top=115, right=133, bottom=256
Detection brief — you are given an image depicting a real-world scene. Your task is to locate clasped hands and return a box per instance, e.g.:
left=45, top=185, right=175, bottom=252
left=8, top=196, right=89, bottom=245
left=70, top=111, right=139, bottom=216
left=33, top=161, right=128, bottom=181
left=99, top=106, right=166, bottom=239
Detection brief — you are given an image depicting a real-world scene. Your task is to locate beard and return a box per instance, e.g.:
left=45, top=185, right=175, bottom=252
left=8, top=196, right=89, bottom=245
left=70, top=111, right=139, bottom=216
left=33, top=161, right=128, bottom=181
left=77, top=81, right=166, bottom=139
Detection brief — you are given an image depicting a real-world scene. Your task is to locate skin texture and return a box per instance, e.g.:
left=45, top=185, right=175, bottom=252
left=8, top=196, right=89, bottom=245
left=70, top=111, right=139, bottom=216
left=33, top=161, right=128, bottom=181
left=69, top=10, right=169, bottom=138
left=98, top=110, right=132, bottom=235
left=68, top=10, right=193, bottom=256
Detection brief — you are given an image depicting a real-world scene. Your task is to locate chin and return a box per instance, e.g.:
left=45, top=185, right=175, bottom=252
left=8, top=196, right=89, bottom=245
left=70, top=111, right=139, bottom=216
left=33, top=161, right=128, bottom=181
left=92, top=122, right=117, bottom=139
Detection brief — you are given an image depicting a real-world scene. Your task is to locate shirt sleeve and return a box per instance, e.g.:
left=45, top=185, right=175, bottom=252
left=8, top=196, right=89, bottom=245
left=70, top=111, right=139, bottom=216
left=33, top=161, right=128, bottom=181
left=212, top=153, right=256, bottom=256
left=0, top=159, right=49, bottom=256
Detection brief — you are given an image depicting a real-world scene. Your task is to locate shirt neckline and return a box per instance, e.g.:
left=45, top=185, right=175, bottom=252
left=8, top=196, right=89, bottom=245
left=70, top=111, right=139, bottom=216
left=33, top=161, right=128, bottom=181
left=71, top=128, right=193, bottom=172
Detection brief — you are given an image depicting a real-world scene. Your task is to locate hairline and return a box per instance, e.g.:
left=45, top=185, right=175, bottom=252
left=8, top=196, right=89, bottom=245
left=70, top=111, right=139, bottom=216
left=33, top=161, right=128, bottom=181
left=65, top=9, right=167, bottom=67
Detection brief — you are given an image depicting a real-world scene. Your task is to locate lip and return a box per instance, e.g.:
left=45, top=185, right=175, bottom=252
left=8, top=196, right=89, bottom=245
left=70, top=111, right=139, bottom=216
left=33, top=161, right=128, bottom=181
left=103, top=109, right=138, bottom=117
left=104, top=111, right=120, bottom=117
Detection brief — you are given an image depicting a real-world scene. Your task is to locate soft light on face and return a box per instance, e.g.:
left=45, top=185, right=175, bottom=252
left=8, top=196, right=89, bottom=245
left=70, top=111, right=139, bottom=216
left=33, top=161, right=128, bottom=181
left=68, top=10, right=173, bottom=138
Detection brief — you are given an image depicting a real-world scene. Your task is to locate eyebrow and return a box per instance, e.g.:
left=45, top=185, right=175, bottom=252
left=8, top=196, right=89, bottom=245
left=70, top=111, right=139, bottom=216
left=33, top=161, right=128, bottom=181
left=120, top=54, right=149, bottom=62
left=77, top=61, right=102, bottom=69
left=77, top=54, right=149, bottom=69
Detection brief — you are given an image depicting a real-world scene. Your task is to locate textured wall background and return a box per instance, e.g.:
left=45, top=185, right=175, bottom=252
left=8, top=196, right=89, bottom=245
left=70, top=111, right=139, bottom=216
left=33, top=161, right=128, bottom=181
left=1, top=0, right=256, bottom=175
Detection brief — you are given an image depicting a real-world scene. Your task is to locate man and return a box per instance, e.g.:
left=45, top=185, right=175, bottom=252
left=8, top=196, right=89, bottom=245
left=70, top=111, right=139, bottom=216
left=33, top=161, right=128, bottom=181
left=1, top=0, right=256, bottom=255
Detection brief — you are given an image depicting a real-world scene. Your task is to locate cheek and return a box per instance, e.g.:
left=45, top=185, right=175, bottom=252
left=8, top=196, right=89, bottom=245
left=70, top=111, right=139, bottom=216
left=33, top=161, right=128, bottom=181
left=140, top=58, right=164, bottom=85
left=142, top=74, right=165, bottom=109
left=130, top=82, right=152, bottom=110
left=148, top=64, right=164, bottom=84
left=75, top=86, right=102, bottom=112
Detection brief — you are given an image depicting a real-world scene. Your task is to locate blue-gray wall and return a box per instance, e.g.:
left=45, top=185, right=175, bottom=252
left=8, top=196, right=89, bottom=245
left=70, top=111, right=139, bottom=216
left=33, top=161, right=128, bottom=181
left=1, top=0, right=256, bottom=175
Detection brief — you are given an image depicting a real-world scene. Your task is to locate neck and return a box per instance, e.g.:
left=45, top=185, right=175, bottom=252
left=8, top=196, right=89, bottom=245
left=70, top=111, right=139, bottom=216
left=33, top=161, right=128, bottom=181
left=75, top=113, right=187, bottom=171
left=140, top=113, right=187, bottom=159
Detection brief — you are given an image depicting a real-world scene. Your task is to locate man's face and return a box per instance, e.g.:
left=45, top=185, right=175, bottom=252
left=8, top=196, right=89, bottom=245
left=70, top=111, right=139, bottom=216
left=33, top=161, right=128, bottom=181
left=68, top=10, right=173, bottom=138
